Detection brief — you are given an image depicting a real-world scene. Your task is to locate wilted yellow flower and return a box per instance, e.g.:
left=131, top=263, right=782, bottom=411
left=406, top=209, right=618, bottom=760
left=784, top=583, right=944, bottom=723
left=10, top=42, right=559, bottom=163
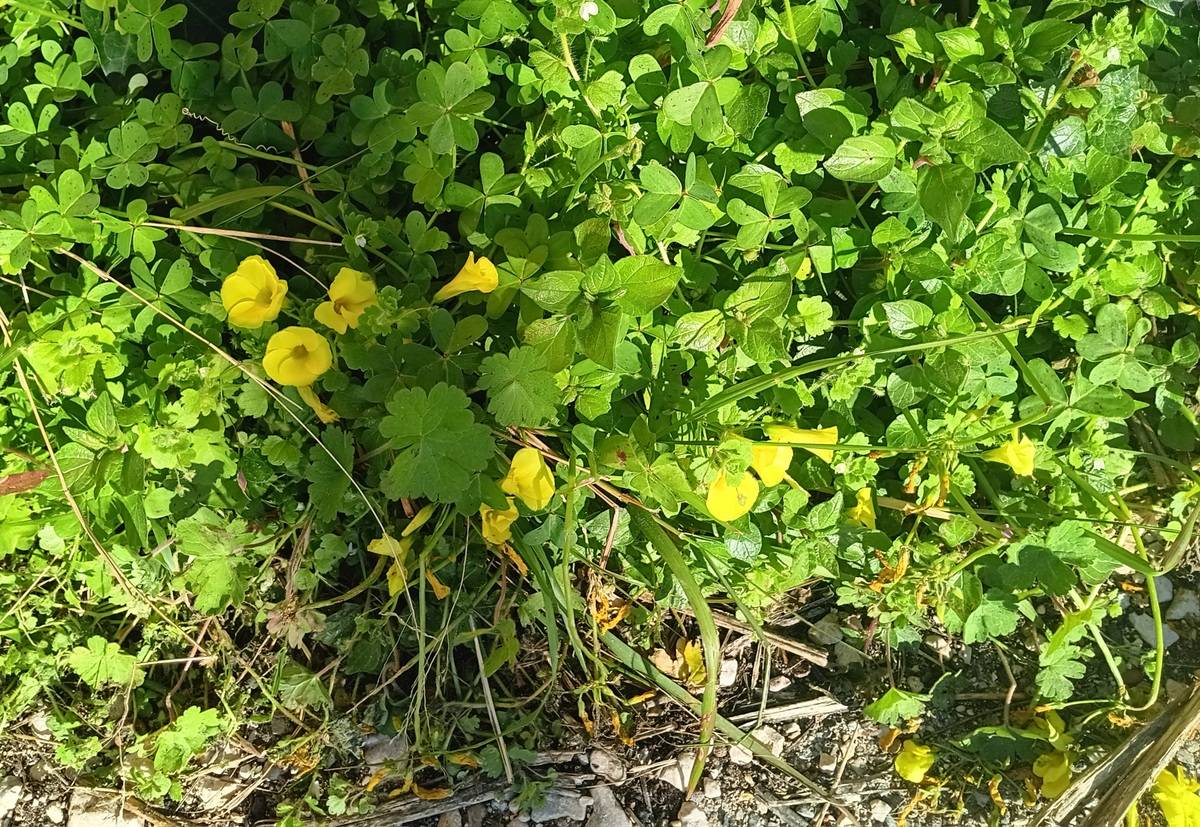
left=263, top=326, right=332, bottom=387
left=221, top=255, right=287, bottom=328
left=1029, top=709, right=1073, bottom=751
left=894, top=741, right=936, bottom=784
left=314, top=267, right=376, bottom=333
left=847, top=487, right=876, bottom=529
left=1033, top=750, right=1072, bottom=799
left=983, top=430, right=1036, bottom=477
left=750, top=442, right=792, bottom=487
left=706, top=469, right=759, bottom=522
left=765, top=424, right=838, bottom=464
left=480, top=498, right=519, bottom=545
left=297, top=385, right=338, bottom=424
left=1154, top=766, right=1200, bottom=826
left=433, top=252, right=499, bottom=301
left=501, top=448, right=555, bottom=510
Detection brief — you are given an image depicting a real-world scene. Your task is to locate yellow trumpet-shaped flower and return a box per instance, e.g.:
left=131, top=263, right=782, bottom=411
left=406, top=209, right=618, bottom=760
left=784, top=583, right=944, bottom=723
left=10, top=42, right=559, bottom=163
left=480, top=498, right=519, bottom=545
left=221, top=255, right=288, bottom=328
left=894, top=741, right=936, bottom=784
left=750, top=442, right=792, bottom=487
left=433, top=253, right=499, bottom=301
left=983, top=431, right=1037, bottom=477
left=1033, top=751, right=1072, bottom=800
left=706, top=470, right=759, bottom=522
left=847, top=487, right=876, bottom=529
left=764, top=424, right=838, bottom=464
left=501, top=448, right=555, bottom=510
left=1154, top=766, right=1200, bottom=826
left=263, top=326, right=333, bottom=387
left=314, top=267, right=376, bottom=333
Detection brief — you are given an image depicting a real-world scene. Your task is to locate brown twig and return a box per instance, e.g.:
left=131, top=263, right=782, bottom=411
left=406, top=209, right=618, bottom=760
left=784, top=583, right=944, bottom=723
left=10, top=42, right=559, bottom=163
left=704, top=0, right=742, bottom=47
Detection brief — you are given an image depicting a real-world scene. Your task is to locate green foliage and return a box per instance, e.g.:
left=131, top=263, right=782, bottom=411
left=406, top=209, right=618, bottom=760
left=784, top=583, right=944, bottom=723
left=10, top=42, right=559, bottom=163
left=2, top=0, right=1199, bottom=816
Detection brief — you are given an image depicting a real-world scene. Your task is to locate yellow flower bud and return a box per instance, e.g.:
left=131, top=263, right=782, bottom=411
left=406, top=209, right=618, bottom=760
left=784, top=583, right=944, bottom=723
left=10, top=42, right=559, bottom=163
left=263, top=326, right=333, bottom=387
left=480, top=498, right=519, bottom=545
left=706, top=469, right=759, bottom=522
left=314, top=267, right=376, bottom=333
left=221, top=255, right=287, bottom=328
left=297, top=385, right=338, bottom=424
left=764, top=424, right=838, bottom=464
left=750, top=442, right=792, bottom=487
left=895, top=741, right=936, bottom=784
left=982, top=431, right=1036, bottom=477
left=847, top=487, right=876, bottom=529
left=433, top=252, right=499, bottom=301
left=501, top=448, right=555, bottom=510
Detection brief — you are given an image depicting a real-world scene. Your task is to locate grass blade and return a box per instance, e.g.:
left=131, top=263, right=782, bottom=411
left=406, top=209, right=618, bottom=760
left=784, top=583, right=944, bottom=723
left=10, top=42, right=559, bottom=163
left=626, top=505, right=718, bottom=794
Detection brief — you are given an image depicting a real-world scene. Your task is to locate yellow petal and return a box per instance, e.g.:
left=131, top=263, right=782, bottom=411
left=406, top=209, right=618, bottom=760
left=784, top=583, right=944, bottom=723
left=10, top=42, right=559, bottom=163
left=480, top=498, right=519, bottom=545
left=413, top=784, right=452, bottom=801
left=1033, top=751, right=1072, bottom=799
left=500, top=448, right=556, bottom=510
left=750, top=443, right=792, bottom=487
left=425, top=569, right=450, bottom=600
left=313, top=300, right=349, bottom=334
left=1154, top=767, right=1200, bottom=827
left=982, top=431, right=1037, bottom=477
left=765, top=424, right=838, bottom=464
left=386, top=560, right=407, bottom=597
left=847, top=487, right=876, bottom=529
left=222, top=255, right=287, bottom=328
left=894, top=741, right=936, bottom=784
left=263, top=326, right=333, bottom=387
left=433, top=252, right=499, bottom=301
left=706, top=470, right=759, bottom=521
left=369, top=534, right=414, bottom=560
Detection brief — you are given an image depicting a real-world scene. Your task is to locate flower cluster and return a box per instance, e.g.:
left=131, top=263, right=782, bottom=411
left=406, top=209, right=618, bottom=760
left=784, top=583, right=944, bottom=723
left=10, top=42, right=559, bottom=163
left=479, top=448, right=555, bottom=546
left=706, top=425, right=838, bottom=522
left=220, top=253, right=498, bottom=424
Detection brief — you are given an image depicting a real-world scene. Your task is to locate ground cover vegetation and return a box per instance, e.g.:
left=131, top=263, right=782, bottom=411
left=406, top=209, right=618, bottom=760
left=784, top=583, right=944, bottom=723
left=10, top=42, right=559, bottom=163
left=2, top=0, right=1200, bottom=821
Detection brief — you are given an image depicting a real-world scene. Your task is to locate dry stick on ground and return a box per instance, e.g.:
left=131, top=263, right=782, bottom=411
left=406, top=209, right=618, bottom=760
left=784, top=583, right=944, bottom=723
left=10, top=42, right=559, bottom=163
left=727, top=697, right=849, bottom=725
left=704, top=609, right=829, bottom=667
left=1034, top=681, right=1200, bottom=826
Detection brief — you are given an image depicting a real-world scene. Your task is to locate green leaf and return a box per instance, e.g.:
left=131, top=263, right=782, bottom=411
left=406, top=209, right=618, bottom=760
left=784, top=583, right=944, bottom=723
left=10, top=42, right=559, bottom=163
left=963, top=590, right=1019, bottom=644
left=611, top=255, right=683, bottom=315
left=918, top=164, right=975, bottom=240
left=478, top=346, right=560, bottom=427
left=67, top=636, right=142, bottom=689
left=154, top=707, right=223, bottom=774
left=825, top=135, right=897, bottom=183
left=380, top=384, right=494, bottom=503
left=865, top=687, right=930, bottom=725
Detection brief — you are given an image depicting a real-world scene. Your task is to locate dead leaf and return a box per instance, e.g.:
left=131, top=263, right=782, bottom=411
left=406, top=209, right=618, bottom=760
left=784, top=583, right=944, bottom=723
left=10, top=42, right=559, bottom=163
left=0, top=469, right=50, bottom=496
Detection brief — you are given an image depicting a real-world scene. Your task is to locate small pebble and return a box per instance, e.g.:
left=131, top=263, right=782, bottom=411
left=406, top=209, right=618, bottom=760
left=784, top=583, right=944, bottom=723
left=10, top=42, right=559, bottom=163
left=677, top=801, right=709, bottom=827
left=1130, top=613, right=1180, bottom=648
left=818, top=752, right=838, bottom=773
left=870, top=799, right=892, bottom=822
left=1167, top=589, right=1200, bottom=621
left=1155, top=576, right=1174, bottom=604
left=718, top=659, right=738, bottom=688
left=47, top=803, right=65, bottom=824
left=703, top=779, right=721, bottom=799
left=769, top=675, right=791, bottom=693
left=589, top=749, right=626, bottom=783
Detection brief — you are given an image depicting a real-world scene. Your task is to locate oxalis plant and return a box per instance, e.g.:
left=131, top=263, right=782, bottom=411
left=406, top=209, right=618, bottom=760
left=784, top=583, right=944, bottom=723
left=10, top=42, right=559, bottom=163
left=1, top=0, right=1200, bottom=820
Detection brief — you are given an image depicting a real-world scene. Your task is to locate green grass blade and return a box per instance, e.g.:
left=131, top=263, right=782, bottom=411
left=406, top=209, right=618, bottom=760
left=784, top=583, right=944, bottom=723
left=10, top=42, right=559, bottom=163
left=684, top=323, right=1027, bottom=422
left=627, top=506, right=718, bottom=794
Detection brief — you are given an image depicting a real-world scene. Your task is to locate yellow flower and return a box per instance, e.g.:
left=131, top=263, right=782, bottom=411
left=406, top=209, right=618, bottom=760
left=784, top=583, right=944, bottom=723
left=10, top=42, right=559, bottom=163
left=501, top=448, right=556, bottom=510
left=263, top=326, right=333, bottom=387
left=764, top=424, right=838, bottom=464
left=480, top=498, right=519, bottom=545
left=750, top=442, right=792, bottom=487
left=433, top=252, right=499, bottom=301
left=982, top=430, right=1037, bottom=477
left=1033, top=751, right=1072, bottom=799
left=221, top=255, right=287, bottom=328
left=847, top=487, right=876, bottom=529
left=894, top=741, right=936, bottom=784
left=1029, top=709, right=1073, bottom=751
left=706, top=470, right=759, bottom=521
left=314, top=267, right=376, bottom=333
left=297, top=385, right=338, bottom=424
left=1154, top=766, right=1200, bottom=826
